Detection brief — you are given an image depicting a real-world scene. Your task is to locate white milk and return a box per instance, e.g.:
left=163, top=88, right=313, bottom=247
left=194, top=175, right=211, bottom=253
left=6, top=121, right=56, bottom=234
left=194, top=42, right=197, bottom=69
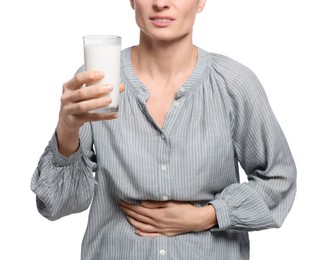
left=84, top=43, right=121, bottom=113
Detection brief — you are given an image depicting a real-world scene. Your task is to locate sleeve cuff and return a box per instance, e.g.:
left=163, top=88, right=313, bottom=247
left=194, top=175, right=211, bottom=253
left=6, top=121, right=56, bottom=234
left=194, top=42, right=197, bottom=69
left=50, top=133, right=82, bottom=166
left=209, top=199, right=231, bottom=232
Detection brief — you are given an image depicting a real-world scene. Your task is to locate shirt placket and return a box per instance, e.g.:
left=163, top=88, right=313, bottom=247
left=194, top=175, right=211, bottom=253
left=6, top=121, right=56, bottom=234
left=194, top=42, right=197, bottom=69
left=155, top=236, right=168, bottom=259
left=157, top=130, right=171, bottom=202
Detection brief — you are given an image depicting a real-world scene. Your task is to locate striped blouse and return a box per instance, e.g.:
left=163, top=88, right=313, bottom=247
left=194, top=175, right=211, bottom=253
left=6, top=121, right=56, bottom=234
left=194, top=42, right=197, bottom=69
left=31, top=47, right=297, bottom=260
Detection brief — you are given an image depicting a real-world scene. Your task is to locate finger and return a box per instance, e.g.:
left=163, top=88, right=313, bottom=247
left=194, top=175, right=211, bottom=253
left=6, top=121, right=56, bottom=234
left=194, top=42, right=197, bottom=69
left=119, top=83, right=125, bottom=93
left=126, top=215, right=153, bottom=231
left=120, top=204, right=156, bottom=225
left=126, top=216, right=161, bottom=237
left=133, top=221, right=182, bottom=237
left=64, top=96, right=112, bottom=115
left=68, top=84, right=113, bottom=103
left=81, top=111, right=119, bottom=122
left=64, top=71, right=105, bottom=90
left=120, top=201, right=141, bottom=210
left=120, top=201, right=152, bottom=216
left=141, top=201, right=169, bottom=209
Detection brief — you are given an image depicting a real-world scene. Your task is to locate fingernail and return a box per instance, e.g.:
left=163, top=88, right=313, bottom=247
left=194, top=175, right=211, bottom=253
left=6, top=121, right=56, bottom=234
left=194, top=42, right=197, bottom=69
left=96, top=71, right=105, bottom=78
left=103, top=84, right=113, bottom=91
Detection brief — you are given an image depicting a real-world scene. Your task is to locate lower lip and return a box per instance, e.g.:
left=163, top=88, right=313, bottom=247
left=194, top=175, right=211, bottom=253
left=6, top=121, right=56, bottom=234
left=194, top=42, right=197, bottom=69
left=150, top=19, right=174, bottom=27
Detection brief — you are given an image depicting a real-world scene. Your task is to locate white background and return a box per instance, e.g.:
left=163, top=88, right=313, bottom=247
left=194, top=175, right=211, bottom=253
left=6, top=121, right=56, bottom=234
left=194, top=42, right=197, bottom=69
left=1, top=0, right=328, bottom=259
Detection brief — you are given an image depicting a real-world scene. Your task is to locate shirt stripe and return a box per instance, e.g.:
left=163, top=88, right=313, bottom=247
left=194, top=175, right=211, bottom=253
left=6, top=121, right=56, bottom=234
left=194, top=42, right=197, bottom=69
left=31, top=47, right=297, bottom=260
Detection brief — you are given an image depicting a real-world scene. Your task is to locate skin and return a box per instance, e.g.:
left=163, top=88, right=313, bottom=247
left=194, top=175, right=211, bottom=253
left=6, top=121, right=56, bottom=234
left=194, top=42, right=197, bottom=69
left=56, top=72, right=124, bottom=157
left=130, top=0, right=206, bottom=127
left=120, top=0, right=217, bottom=237
left=55, top=0, right=216, bottom=238
left=120, top=201, right=216, bottom=237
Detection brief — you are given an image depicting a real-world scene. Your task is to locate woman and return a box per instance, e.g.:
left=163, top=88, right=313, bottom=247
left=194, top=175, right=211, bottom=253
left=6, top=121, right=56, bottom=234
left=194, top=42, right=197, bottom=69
left=31, top=0, right=297, bottom=259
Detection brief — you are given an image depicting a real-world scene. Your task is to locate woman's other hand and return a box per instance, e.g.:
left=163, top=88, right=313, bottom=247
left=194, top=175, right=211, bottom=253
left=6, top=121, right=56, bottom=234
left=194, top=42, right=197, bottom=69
left=120, top=200, right=217, bottom=237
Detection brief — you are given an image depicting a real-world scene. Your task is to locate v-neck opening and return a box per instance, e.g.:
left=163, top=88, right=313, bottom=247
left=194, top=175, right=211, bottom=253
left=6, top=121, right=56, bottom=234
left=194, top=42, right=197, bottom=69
left=121, top=46, right=209, bottom=132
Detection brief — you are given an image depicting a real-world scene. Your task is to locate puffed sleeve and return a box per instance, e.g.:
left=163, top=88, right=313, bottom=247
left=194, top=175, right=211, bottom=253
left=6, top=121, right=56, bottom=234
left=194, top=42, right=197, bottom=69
left=31, top=123, right=97, bottom=221
left=209, top=56, right=297, bottom=232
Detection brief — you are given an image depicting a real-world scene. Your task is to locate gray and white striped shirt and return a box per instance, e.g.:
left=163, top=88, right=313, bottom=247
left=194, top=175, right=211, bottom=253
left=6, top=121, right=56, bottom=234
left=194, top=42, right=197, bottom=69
left=31, top=47, right=297, bottom=260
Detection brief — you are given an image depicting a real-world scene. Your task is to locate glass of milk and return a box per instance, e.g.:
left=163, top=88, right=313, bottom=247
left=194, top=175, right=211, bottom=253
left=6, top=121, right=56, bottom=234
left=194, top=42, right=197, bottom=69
left=83, top=35, right=121, bottom=113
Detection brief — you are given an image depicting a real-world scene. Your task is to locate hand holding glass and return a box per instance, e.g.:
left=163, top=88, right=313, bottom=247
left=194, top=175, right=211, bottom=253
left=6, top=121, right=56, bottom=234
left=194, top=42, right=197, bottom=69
left=83, top=35, right=121, bottom=113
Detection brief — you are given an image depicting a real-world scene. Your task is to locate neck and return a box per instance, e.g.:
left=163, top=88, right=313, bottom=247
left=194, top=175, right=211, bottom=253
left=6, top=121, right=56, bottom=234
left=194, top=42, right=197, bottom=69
left=132, top=33, right=197, bottom=80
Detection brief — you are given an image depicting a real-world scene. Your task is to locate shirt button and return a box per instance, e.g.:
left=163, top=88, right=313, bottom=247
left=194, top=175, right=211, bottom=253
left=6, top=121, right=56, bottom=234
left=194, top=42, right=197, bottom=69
left=159, top=249, right=166, bottom=256
left=160, top=165, right=167, bottom=172
left=162, top=195, right=169, bottom=201
left=174, top=100, right=180, bottom=107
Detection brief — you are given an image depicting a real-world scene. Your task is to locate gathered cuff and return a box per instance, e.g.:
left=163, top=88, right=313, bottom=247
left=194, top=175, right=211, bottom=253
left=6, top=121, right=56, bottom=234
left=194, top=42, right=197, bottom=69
left=50, top=133, right=82, bottom=166
left=209, top=199, right=231, bottom=232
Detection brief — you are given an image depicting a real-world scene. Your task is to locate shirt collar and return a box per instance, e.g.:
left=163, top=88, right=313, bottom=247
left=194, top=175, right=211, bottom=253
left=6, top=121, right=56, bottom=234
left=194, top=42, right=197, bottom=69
left=121, top=46, right=209, bottom=103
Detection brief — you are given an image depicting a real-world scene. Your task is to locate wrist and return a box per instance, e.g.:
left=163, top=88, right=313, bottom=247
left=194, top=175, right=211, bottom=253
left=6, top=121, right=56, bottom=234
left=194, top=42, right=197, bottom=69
left=196, top=205, right=217, bottom=232
left=56, top=119, right=80, bottom=157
